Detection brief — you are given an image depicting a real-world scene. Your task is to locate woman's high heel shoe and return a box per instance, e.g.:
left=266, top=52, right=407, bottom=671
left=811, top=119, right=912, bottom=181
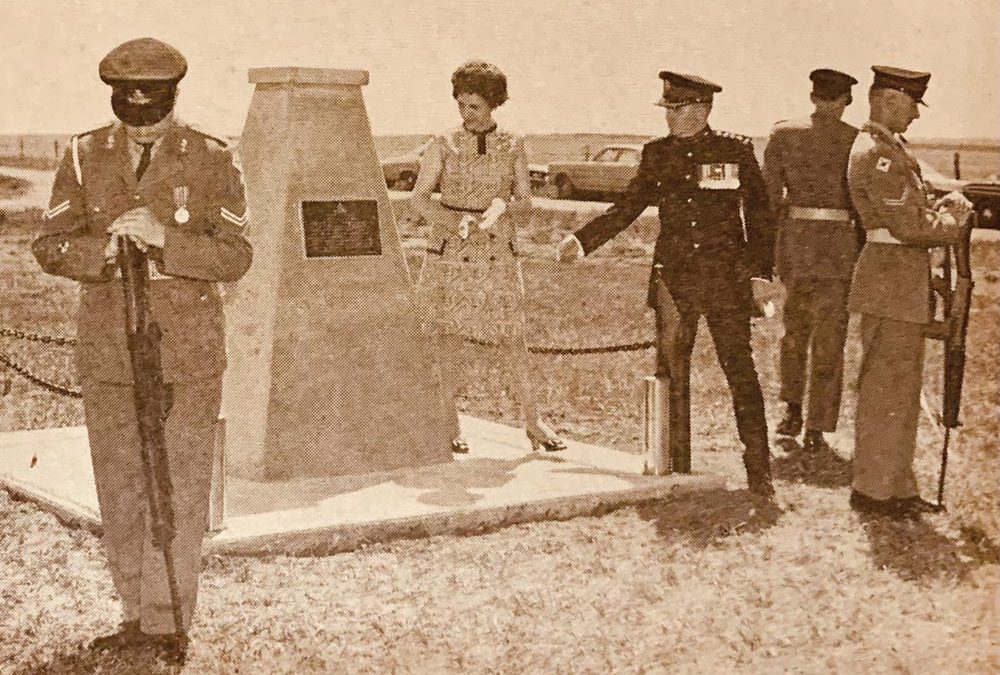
left=527, top=431, right=567, bottom=453
left=451, top=437, right=470, bottom=454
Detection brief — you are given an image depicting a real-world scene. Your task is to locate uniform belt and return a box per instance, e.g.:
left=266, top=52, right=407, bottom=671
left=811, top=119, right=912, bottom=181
left=788, top=206, right=851, bottom=222
left=864, top=228, right=905, bottom=245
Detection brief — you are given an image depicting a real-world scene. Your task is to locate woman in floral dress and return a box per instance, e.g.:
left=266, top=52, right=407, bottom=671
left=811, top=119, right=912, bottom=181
left=412, top=61, right=565, bottom=455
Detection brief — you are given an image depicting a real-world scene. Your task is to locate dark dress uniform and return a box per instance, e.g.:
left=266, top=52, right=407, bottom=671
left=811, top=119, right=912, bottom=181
left=31, top=39, right=251, bottom=649
left=572, top=72, right=776, bottom=494
left=762, top=69, right=859, bottom=437
left=847, top=67, right=960, bottom=504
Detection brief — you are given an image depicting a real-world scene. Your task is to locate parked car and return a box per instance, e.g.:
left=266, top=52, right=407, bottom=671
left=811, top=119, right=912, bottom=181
left=535, top=143, right=646, bottom=200
left=382, top=138, right=554, bottom=197
left=381, top=139, right=432, bottom=191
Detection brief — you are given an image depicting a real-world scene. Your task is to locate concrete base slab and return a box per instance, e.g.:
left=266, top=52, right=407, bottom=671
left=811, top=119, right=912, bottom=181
left=0, top=416, right=725, bottom=556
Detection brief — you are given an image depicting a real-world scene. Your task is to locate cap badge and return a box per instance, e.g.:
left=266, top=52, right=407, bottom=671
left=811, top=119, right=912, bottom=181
left=876, top=157, right=892, bottom=172
left=127, top=88, right=152, bottom=106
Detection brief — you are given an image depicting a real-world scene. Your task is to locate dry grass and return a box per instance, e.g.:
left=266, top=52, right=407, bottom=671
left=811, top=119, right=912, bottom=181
left=1, top=208, right=998, bottom=674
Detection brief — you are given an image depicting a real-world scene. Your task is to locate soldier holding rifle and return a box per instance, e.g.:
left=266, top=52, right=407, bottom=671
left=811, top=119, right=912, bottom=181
left=846, top=65, right=973, bottom=519
left=558, top=71, right=778, bottom=497
left=32, top=38, right=251, bottom=662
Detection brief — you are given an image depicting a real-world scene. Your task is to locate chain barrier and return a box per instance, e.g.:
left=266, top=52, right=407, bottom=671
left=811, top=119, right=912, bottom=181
left=0, top=352, right=81, bottom=399
left=463, top=335, right=654, bottom=355
left=0, top=325, right=80, bottom=398
left=0, top=327, right=76, bottom=346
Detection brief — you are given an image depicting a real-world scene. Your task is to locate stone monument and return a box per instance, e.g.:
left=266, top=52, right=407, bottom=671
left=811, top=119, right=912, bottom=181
left=223, top=67, right=454, bottom=480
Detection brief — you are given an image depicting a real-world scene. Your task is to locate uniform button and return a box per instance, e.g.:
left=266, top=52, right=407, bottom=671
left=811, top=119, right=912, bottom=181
left=134, top=195, right=141, bottom=201
left=463, top=256, right=470, bottom=262
left=691, top=221, right=697, bottom=227
left=685, top=174, right=691, bottom=180
left=488, top=233, right=496, bottom=240
left=686, top=198, right=693, bottom=204
left=489, top=255, right=496, bottom=261
left=686, top=152, right=693, bottom=158
left=693, top=243, right=700, bottom=249
left=199, top=293, right=208, bottom=301
left=93, top=206, right=101, bottom=213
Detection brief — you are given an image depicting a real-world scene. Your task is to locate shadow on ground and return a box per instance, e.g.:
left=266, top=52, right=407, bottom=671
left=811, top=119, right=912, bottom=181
left=860, top=511, right=1000, bottom=582
left=14, top=642, right=177, bottom=675
left=635, top=487, right=783, bottom=548
left=772, top=437, right=852, bottom=488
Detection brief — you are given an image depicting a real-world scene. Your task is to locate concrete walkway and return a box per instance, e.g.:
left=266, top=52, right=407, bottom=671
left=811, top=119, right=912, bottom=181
left=0, top=415, right=723, bottom=557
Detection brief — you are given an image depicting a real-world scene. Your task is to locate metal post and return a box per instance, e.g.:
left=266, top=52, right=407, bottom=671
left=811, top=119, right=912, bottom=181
left=953, top=151, right=961, bottom=180
left=642, top=376, right=672, bottom=475
left=207, top=416, right=226, bottom=532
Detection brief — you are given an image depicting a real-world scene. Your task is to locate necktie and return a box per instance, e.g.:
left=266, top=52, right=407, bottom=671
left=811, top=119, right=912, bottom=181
left=135, top=142, right=154, bottom=181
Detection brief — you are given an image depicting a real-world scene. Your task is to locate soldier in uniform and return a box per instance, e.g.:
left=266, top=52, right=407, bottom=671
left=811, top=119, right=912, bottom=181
left=846, top=65, right=971, bottom=518
left=558, top=71, right=778, bottom=496
left=32, top=38, right=251, bottom=661
left=763, top=69, right=859, bottom=451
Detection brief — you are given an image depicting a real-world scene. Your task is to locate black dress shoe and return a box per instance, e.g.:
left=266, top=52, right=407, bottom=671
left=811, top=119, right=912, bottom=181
left=896, top=495, right=946, bottom=514
left=850, top=490, right=909, bottom=520
left=802, top=430, right=831, bottom=452
left=743, top=451, right=775, bottom=497
left=775, top=403, right=803, bottom=437
left=451, top=437, right=470, bottom=454
left=89, top=620, right=143, bottom=651
left=143, top=633, right=188, bottom=665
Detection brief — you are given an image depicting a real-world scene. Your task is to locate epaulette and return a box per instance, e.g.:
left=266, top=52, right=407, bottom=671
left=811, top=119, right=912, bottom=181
left=75, top=123, right=114, bottom=140
left=184, top=124, right=231, bottom=149
left=714, top=129, right=753, bottom=145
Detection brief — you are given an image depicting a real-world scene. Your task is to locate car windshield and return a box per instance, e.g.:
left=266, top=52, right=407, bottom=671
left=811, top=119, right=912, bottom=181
left=619, top=149, right=640, bottom=166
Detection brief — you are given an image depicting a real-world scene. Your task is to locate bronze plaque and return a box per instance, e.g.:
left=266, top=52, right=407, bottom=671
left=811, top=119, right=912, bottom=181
left=301, top=200, right=381, bottom=258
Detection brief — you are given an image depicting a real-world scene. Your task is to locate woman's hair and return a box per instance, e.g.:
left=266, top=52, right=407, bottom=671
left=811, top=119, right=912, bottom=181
left=451, top=61, right=508, bottom=108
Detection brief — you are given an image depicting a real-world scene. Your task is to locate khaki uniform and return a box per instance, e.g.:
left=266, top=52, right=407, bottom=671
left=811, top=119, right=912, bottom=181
left=846, top=121, right=959, bottom=500
left=33, top=121, right=251, bottom=633
left=763, top=114, right=859, bottom=431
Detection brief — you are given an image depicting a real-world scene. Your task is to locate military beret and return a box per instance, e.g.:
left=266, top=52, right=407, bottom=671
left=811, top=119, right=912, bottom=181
left=99, top=38, right=187, bottom=84
left=656, top=71, right=722, bottom=108
left=871, top=65, right=931, bottom=105
left=809, top=69, right=857, bottom=99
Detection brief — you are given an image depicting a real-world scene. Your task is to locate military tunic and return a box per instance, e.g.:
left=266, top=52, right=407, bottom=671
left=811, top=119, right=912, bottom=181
left=574, top=127, right=775, bottom=474
left=414, top=127, right=528, bottom=341
left=32, top=120, right=251, bottom=634
left=762, top=113, right=859, bottom=432
left=846, top=121, right=960, bottom=500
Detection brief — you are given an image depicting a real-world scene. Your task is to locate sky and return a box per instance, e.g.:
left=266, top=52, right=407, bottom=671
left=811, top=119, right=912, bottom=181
left=1, top=0, right=998, bottom=139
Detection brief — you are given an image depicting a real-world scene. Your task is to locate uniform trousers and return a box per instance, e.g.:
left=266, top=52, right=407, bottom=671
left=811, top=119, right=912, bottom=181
left=779, top=278, right=850, bottom=432
left=82, top=378, right=221, bottom=635
left=852, top=315, right=923, bottom=500
left=652, top=280, right=770, bottom=473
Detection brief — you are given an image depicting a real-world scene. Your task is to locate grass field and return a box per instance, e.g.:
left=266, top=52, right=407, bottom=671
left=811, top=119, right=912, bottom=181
left=1, top=208, right=998, bottom=673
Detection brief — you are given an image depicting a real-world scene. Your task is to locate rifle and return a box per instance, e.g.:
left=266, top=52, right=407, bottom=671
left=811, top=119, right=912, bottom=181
left=117, top=239, right=186, bottom=646
left=924, top=212, right=976, bottom=508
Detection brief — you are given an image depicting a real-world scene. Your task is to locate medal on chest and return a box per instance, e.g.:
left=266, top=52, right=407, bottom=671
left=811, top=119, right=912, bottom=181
left=173, top=185, right=190, bottom=224
left=698, top=162, right=740, bottom=190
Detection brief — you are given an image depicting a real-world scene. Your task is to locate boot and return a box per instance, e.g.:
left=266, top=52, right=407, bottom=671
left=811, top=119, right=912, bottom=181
left=775, top=402, right=803, bottom=437
left=743, top=448, right=774, bottom=497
